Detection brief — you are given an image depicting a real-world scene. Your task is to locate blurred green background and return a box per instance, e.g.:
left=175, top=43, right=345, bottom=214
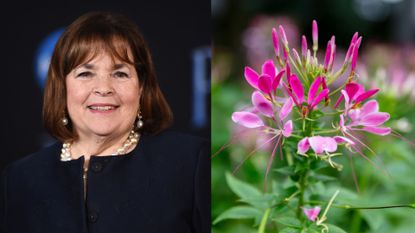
left=212, top=0, right=415, bottom=232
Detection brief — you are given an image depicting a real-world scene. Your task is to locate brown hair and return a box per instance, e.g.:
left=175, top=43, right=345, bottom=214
left=43, top=11, right=173, bottom=142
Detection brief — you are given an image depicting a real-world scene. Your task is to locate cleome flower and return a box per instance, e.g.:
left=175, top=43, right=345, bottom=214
left=232, top=90, right=294, bottom=183
left=244, top=59, right=285, bottom=101
left=284, top=75, right=329, bottom=118
left=334, top=82, right=379, bottom=111
left=297, top=135, right=354, bottom=170
left=303, top=206, right=321, bottom=222
left=340, top=99, right=391, bottom=136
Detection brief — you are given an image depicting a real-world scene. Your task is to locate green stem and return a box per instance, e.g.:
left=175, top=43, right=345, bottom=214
left=288, top=52, right=309, bottom=85
left=350, top=211, right=362, bottom=233
left=296, top=170, right=308, bottom=218
left=305, top=200, right=415, bottom=210
left=319, top=190, right=340, bottom=221
left=258, top=208, right=271, bottom=233
left=328, top=64, right=347, bottom=85
left=313, top=129, right=339, bottom=134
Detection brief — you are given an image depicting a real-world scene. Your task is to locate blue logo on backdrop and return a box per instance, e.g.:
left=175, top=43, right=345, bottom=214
left=34, top=28, right=64, bottom=89
left=191, top=46, right=211, bottom=129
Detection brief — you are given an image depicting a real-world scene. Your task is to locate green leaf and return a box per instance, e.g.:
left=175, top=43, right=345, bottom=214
left=309, top=173, right=337, bottom=182
left=310, top=160, right=329, bottom=171
left=294, top=162, right=309, bottom=173
left=326, top=224, right=347, bottom=233
left=280, top=227, right=301, bottom=233
left=275, top=166, right=296, bottom=176
left=226, top=173, right=262, bottom=200
left=239, top=193, right=274, bottom=209
left=213, top=206, right=262, bottom=225
left=274, top=217, right=302, bottom=228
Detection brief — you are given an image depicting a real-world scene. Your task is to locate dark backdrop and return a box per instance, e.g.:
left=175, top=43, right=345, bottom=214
left=0, top=2, right=211, bottom=173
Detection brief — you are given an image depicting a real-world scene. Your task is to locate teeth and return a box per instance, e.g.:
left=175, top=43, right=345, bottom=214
left=89, top=106, right=115, bottom=111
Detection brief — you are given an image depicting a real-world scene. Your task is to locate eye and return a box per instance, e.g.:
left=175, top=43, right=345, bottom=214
left=76, top=71, right=93, bottom=78
left=113, top=71, right=130, bottom=78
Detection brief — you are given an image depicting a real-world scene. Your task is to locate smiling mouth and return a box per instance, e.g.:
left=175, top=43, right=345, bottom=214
left=87, top=105, right=119, bottom=111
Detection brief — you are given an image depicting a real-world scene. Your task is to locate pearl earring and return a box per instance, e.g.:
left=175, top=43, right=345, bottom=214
left=62, top=117, right=69, bottom=126
left=136, top=112, right=143, bottom=129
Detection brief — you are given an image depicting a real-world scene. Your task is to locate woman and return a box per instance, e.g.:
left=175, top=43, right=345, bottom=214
left=0, top=12, right=209, bottom=233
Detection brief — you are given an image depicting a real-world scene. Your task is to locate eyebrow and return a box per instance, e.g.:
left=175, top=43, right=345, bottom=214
left=113, top=64, right=126, bottom=70
left=80, top=64, right=94, bottom=69
left=78, top=63, right=127, bottom=70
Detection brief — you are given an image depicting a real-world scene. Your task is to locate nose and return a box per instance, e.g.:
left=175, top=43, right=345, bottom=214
left=93, top=76, right=115, bottom=96
left=94, top=88, right=114, bottom=96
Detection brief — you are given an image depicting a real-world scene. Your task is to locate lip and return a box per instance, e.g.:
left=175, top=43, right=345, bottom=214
left=87, top=103, right=120, bottom=114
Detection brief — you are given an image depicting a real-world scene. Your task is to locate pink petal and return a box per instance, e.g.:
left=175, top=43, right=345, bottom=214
left=289, top=75, right=305, bottom=103
left=282, top=45, right=288, bottom=60
left=272, top=28, right=280, bottom=57
left=341, top=90, right=350, bottom=109
left=312, top=20, right=318, bottom=50
left=345, top=83, right=361, bottom=101
left=244, top=66, right=259, bottom=89
left=309, top=136, right=337, bottom=154
left=324, top=41, right=332, bottom=70
left=285, top=63, right=291, bottom=83
left=283, top=83, right=300, bottom=107
left=340, top=114, right=345, bottom=128
left=282, top=120, right=293, bottom=137
left=231, top=112, right=264, bottom=128
left=344, top=43, right=355, bottom=64
left=301, top=35, right=308, bottom=58
left=303, top=206, right=321, bottom=222
left=279, top=25, right=288, bottom=47
left=262, top=59, right=276, bottom=78
left=360, top=100, right=379, bottom=117
left=334, top=136, right=355, bottom=145
left=308, top=76, right=322, bottom=106
left=279, top=98, right=293, bottom=120
left=272, top=69, right=285, bottom=92
left=334, top=94, right=344, bottom=109
left=351, top=32, right=359, bottom=44
left=351, top=37, right=362, bottom=71
left=362, top=126, right=391, bottom=136
left=297, top=137, right=310, bottom=154
left=310, top=89, right=329, bottom=109
left=258, top=75, right=273, bottom=95
left=323, top=137, right=338, bottom=153
left=360, top=112, right=390, bottom=127
left=348, top=108, right=361, bottom=122
left=292, top=49, right=301, bottom=65
left=252, top=91, right=274, bottom=117
left=355, top=89, right=379, bottom=104
left=321, top=76, right=328, bottom=89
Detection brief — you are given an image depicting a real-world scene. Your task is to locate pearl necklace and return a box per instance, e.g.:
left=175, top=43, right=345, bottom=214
left=60, top=130, right=140, bottom=162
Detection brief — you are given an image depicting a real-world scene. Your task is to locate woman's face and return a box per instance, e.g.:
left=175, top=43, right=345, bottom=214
left=66, top=52, right=140, bottom=139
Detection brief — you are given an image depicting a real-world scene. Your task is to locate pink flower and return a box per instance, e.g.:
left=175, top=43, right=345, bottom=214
left=231, top=92, right=293, bottom=137
left=334, top=82, right=379, bottom=110
left=340, top=100, right=391, bottom=136
left=297, top=136, right=337, bottom=155
left=244, top=60, right=285, bottom=98
left=231, top=94, right=294, bottom=185
left=303, top=206, right=321, bottom=222
left=284, top=75, right=329, bottom=116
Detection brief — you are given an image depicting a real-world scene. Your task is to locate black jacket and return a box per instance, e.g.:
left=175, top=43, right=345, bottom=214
left=0, top=131, right=210, bottom=233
